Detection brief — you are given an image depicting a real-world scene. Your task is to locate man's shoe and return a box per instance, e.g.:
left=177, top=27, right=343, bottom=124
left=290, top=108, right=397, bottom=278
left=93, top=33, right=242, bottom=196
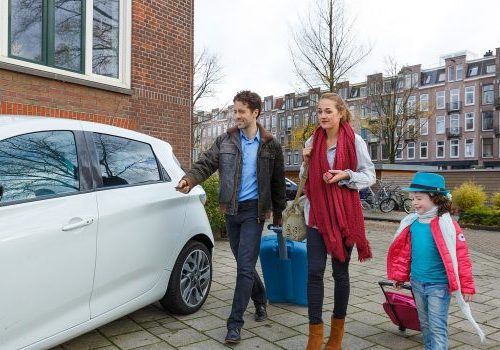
left=254, top=304, right=267, bottom=322
left=225, top=328, right=241, bottom=343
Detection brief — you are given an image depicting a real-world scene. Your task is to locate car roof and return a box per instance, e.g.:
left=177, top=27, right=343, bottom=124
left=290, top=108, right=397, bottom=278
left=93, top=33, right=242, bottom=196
left=0, top=115, right=172, bottom=151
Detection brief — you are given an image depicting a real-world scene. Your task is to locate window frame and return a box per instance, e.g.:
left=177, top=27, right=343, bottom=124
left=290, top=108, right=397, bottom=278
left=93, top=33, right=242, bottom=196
left=419, top=118, right=429, bottom=135
left=436, top=91, right=445, bottom=109
left=482, top=111, right=494, bottom=131
left=436, top=115, right=445, bottom=134
left=0, top=0, right=132, bottom=91
left=407, top=142, right=415, bottom=160
left=464, top=139, right=474, bottom=158
left=482, top=84, right=494, bottom=105
left=419, top=94, right=429, bottom=112
left=464, top=86, right=475, bottom=105
left=420, top=141, right=428, bottom=159
left=450, top=139, right=459, bottom=158
left=482, top=138, right=493, bottom=158
left=464, top=112, right=475, bottom=131
left=436, top=140, right=445, bottom=159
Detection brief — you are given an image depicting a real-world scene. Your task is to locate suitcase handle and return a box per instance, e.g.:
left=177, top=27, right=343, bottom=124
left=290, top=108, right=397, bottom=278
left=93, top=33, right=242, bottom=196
left=378, top=281, right=412, bottom=291
left=267, top=224, right=288, bottom=260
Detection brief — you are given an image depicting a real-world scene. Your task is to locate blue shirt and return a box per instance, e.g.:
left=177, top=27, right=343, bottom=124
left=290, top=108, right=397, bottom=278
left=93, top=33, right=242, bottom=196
left=410, top=220, right=448, bottom=283
left=238, top=129, right=260, bottom=202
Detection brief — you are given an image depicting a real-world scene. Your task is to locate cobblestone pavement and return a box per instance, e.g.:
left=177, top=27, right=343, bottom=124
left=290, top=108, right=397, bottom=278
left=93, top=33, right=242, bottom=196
left=51, top=220, right=500, bottom=350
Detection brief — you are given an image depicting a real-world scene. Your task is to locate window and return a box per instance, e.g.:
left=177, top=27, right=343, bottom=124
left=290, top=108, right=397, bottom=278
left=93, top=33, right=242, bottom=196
left=482, top=138, right=493, bottom=158
left=436, top=116, right=445, bottom=134
left=272, top=115, right=276, bottom=128
left=3, top=0, right=130, bottom=89
left=293, top=151, right=299, bottom=165
left=396, top=144, right=403, bottom=160
left=436, top=141, right=445, bottom=158
left=407, top=119, right=416, bottom=137
left=360, top=86, right=367, bottom=97
left=405, top=74, right=412, bottom=89
left=465, top=139, right=474, bottom=158
left=482, top=84, right=494, bottom=105
left=0, top=131, right=79, bottom=203
left=438, top=72, right=445, bottom=82
left=360, top=105, right=368, bottom=118
left=381, top=144, right=389, bottom=160
left=448, top=66, right=455, bottom=81
left=450, top=114, right=460, bottom=133
left=468, top=65, right=478, bottom=77
left=482, top=111, right=493, bottom=130
left=456, top=65, right=463, bottom=80
left=407, top=95, right=416, bottom=115
left=450, top=139, right=459, bottom=158
left=280, top=116, right=285, bottom=129
left=369, top=144, right=378, bottom=161
left=93, top=133, right=161, bottom=187
left=287, top=116, right=292, bottom=129
left=294, top=115, right=300, bottom=127
left=419, top=118, right=428, bottom=135
left=450, top=89, right=460, bottom=110
left=419, top=94, right=429, bottom=111
left=287, top=152, right=291, bottom=165
left=407, top=142, right=415, bottom=159
left=420, top=141, right=428, bottom=159
left=436, top=91, right=445, bottom=109
left=465, top=86, right=475, bottom=105
left=465, top=112, right=474, bottom=131
left=486, top=65, right=496, bottom=74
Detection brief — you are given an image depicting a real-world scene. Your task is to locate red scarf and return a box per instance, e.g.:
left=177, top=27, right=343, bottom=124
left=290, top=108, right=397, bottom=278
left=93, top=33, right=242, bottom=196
left=305, top=122, right=372, bottom=262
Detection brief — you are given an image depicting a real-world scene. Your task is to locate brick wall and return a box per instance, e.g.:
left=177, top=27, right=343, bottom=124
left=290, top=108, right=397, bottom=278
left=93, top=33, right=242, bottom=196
left=0, top=0, right=193, bottom=166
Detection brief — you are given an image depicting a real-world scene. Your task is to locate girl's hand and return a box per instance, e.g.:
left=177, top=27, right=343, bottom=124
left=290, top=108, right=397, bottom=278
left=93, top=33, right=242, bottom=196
left=324, top=169, right=350, bottom=184
left=302, top=146, right=313, bottom=165
left=463, top=293, right=473, bottom=302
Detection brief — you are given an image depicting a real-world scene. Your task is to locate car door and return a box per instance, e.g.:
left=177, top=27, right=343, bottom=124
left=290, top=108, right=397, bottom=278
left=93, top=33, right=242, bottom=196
left=88, top=132, right=187, bottom=317
left=0, top=130, right=98, bottom=349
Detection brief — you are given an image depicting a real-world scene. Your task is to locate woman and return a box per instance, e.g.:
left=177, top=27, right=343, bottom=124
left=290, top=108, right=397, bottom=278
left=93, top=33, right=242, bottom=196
left=302, top=93, right=376, bottom=350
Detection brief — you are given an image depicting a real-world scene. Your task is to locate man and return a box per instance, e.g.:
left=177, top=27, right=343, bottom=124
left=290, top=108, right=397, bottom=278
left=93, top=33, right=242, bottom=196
left=176, top=90, right=286, bottom=343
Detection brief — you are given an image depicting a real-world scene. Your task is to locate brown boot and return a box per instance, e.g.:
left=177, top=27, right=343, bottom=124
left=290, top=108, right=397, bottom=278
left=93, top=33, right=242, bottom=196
left=325, top=317, right=345, bottom=350
left=305, top=322, right=324, bottom=350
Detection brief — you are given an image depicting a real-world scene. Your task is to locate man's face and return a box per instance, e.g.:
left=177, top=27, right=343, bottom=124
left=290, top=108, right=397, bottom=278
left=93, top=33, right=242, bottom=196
left=233, top=101, right=259, bottom=130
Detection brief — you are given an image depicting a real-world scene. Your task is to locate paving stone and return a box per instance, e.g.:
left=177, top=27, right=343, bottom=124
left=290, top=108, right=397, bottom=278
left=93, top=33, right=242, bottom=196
left=178, top=339, right=230, bottom=350
left=224, top=336, right=283, bottom=349
left=109, top=330, right=160, bottom=349
left=183, top=315, right=226, bottom=331
left=61, top=330, right=112, bottom=350
left=275, top=334, right=308, bottom=350
left=250, top=323, right=299, bottom=342
left=98, top=318, right=143, bottom=337
left=158, top=328, right=209, bottom=348
left=366, top=331, right=421, bottom=349
left=134, top=343, right=176, bottom=350
left=204, top=326, right=255, bottom=342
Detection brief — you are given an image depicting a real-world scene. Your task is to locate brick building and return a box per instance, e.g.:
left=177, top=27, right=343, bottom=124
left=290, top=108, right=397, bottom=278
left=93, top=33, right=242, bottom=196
left=0, top=1, right=193, bottom=165
left=197, top=48, right=500, bottom=173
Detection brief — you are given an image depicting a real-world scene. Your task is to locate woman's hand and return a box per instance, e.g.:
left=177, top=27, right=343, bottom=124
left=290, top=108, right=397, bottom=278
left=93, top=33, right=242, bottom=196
left=463, top=293, right=473, bottom=302
left=323, top=170, right=350, bottom=184
left=302, top=146, right=313, bottom=165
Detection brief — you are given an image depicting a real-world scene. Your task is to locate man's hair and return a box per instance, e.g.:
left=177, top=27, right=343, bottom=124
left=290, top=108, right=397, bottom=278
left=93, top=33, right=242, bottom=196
left=233, top=90, right=262, bottom=117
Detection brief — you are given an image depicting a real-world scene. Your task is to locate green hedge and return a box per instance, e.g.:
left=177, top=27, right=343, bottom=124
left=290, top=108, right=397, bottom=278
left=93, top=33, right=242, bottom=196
left=459, top=206, right=500, bottom=227
left=201, top=173, right=226, bottom=239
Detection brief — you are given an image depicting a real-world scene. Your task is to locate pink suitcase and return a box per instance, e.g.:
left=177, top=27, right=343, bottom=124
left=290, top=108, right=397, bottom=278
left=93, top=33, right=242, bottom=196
left=379, top=281, right=421, bottom=332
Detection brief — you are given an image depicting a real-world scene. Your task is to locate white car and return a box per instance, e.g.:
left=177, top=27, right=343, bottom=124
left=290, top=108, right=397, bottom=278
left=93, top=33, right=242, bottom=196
left=0, top=116, right=214, bottom=350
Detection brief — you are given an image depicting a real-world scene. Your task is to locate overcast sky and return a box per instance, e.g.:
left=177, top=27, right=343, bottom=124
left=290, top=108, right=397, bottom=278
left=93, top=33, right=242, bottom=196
left=194, top=0, right=500, bottom=111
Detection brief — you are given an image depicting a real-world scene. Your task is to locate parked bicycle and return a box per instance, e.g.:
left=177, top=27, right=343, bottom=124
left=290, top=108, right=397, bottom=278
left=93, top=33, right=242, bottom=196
left=359, top=180, right=395, bottom=212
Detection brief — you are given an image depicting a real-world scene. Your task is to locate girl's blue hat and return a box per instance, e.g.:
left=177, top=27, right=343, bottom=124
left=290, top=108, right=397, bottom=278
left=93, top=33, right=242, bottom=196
left=402, top=172, right=449, bottom=194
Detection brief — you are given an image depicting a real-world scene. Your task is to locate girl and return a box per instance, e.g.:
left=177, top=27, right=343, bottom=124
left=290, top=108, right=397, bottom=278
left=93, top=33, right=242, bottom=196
left=302, top=93, right=376, bottom=350
left=387, top=172, right=485, bottom=349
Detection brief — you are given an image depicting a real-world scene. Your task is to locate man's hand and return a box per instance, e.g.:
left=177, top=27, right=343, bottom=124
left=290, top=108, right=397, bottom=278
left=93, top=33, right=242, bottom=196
left=175, top=179, right=191, bottom=193
left=463, top=293, right=473, bottom=302
left=323, top=169, right=350, bottom=184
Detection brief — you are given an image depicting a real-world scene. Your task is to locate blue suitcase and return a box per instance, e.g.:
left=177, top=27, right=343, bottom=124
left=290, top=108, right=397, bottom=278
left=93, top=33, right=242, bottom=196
left=259, top=225, right=308, bottom=305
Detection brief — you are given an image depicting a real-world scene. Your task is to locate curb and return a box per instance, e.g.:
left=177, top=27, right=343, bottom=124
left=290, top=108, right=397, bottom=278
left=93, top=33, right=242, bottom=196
left=363, top=215, right=402, bottom=223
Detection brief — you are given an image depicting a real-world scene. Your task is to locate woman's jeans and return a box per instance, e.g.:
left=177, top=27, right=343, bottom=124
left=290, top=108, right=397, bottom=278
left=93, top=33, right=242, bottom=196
left=411, top=279, right=451, bottom=350
left=307, top=226, right=353, bottom=324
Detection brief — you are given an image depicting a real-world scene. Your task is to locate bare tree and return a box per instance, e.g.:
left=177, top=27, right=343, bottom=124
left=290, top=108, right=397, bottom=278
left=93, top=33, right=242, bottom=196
left=193, top=48, right=224, bottom=109
left=290, top=0, right=371, bottom=92
left=363, top=58, right=433, bottom=163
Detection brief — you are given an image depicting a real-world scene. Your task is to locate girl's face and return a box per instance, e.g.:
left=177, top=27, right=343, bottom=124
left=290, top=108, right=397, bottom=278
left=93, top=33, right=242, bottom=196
left=317, top=98, right=344, bottom=130
left=409, top=192, right=434, bottom=215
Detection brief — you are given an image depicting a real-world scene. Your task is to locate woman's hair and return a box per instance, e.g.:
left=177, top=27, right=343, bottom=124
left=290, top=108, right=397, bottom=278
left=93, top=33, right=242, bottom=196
left=429, top=192, right=456, bottom=216
left=319, top=92, right=353, bottom=123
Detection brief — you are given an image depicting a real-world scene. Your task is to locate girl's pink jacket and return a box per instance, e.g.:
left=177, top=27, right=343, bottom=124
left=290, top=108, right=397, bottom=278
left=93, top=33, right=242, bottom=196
left=386, top=217, right=475, bottom=295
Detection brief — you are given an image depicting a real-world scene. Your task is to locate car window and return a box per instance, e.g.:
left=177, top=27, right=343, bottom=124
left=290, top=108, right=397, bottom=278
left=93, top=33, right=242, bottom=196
left=93, top=133, right=161, bottom=187
left=0, top=131, right=80, bottom=204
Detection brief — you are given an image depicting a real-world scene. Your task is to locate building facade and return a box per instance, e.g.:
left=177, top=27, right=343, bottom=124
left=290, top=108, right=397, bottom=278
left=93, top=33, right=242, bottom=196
left=195, top=48, right=500, bottom=172
left=0, top=0, right=193, bottom=165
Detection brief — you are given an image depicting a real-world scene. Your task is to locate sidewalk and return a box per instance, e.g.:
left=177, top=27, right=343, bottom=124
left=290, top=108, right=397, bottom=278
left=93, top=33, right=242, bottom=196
left=51, top=219, right=500, bottom=350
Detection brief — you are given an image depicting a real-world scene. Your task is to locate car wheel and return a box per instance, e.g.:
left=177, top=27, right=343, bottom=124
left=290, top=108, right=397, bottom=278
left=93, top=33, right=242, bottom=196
left=160, top=240, right=212, bottom=315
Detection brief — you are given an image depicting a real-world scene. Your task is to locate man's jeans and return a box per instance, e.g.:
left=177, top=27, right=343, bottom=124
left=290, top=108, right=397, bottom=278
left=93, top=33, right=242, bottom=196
left=411, top=279, right=451, bottom=350
left=225, top=200, right=266, bottom=329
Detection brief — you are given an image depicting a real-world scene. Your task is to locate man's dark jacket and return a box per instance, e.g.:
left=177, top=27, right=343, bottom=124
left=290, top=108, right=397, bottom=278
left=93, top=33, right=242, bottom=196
left=183, top=123, right=286, bottom=222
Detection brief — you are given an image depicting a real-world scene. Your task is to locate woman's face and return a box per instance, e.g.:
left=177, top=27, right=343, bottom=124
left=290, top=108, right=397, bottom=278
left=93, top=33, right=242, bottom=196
left=317, top=98, right=344, bottom=130
left=409, top=192, right=434, bottom=215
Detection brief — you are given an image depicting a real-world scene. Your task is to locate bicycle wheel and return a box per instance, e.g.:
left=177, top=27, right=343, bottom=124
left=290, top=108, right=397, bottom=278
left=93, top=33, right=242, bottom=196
left=379, top=198, right=397, bottom=213
left=402, top=198, right=413, bottom=214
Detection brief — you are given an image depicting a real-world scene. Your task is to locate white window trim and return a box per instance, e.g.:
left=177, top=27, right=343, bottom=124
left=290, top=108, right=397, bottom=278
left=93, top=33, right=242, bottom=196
left=396, top=144, right=403, bottom=160
left=464, top=139, right=475, bottom=158
left=419, top=118, right=429, bottom=135
left=450, top=139, right=459, bottom=158
left=436, top=116, right=445, bottom=134
left=482, top=139, right=493, bottom=158
left=436, top=141, right=445, bottom=159
left=482, top=112, right=494, bottom=131
left=0, top=0, right=132, bottom=90
left=464, top=86, right=475, bottom=106
left=436, top=91, right=445, bottom=109
left=465, top=112, right=475, bottom=131
left=419, top=94, right=429, bottom=112
left=420, top=142, right=428, bottom=159
left=407, top=142, right=415, bottom=160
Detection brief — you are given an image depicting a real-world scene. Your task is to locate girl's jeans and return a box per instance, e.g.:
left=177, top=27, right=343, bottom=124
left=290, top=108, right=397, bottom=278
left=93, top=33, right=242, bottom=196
left=411, top=279, right=451, bottom=350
